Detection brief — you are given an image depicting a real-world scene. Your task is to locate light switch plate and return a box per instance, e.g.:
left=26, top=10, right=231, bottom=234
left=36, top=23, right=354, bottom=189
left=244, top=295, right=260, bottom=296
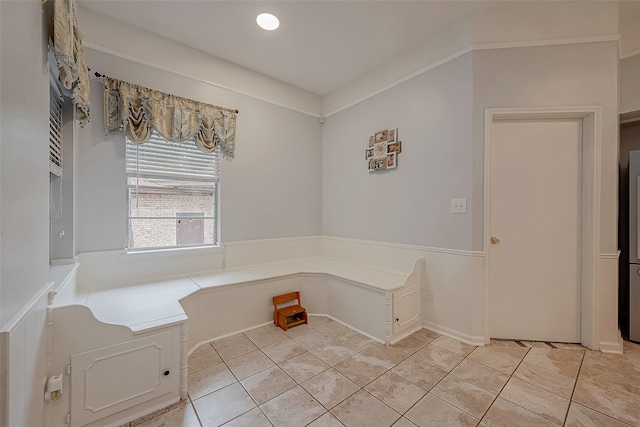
left=451, top=198, right=467, bottom=214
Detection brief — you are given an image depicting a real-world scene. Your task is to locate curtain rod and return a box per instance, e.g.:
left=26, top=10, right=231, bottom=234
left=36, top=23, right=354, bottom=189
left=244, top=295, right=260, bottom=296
left=91, top=70, right=239, bottom=114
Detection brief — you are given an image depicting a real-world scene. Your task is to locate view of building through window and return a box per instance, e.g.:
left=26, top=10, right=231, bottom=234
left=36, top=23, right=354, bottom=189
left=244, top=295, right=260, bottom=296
left=128, top=184, right=215, bottom=249
left=126, top=135, right=218, bottom=250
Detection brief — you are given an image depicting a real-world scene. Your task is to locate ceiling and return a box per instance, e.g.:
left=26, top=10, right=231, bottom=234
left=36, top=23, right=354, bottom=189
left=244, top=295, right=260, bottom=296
left=78, top=1, right=497, bottom=96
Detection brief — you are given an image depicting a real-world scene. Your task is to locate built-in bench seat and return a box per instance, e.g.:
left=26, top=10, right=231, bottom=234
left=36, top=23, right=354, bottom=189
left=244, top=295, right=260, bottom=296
left=51, top=256, right=415, bottom=334
left=47, top=254, right=423, bottom=427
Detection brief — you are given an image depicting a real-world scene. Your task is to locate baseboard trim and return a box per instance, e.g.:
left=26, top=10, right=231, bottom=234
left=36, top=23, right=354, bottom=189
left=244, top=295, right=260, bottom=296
left=187, top=313, right=387, bottom=354
left=422, top=321, right=486, bottom=346
left=600, top=339, right=623, bottom=354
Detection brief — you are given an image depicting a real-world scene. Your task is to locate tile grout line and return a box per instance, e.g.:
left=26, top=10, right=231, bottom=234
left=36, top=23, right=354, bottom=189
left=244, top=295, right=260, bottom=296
left=150, top=320, right=396, bottom=426
left=208, top=334, right=283, bottom=426
left=396, top=341, right=482, bottom=423
left=476, top=346, right=532, bottom=426
left=562, top=349, right=586, bottom=426
left=245, top=329, right=324, bottom=426
left=187, top=395, right=204, bottom=427
left=225, top=321, right=372, bottom=426
left=563, top=351, right=636, bottom=427
left=145, top=328, right=490, bottom=426
left=297, top=323, right=418, bottom=426
left=299, top=324, right=440, bottom=425
left=186, top=324, right=619, bottom=427
left=479, top=346, right=601, bottom=426
left=351, top=339, right=434, bottom=424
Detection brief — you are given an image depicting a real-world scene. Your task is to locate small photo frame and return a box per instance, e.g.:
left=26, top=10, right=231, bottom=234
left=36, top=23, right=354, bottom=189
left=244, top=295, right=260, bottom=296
left=373, top=142, right=387, bottom=158
left=375, top=130, right=388, bottom=143
left=386, top=152, right=397, bottom=169
left=387, top=141, right=402, bottom=154
left=369, top=135, right=375, bottom=147
left=368, top=158, right=375, bottom=171
left=373, top=157, right=387, bottom=170
left=365, top=148, right=374, bottom=160
left=387, top=128, right=397, bottom=143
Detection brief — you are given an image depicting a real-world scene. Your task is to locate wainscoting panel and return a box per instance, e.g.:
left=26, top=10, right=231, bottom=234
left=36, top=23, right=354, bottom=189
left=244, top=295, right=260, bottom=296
left=3, top=285, right=49, bottom=427
left=223, top=236, right=321, bottom=269
left=76, top=247, right=224, bottom=290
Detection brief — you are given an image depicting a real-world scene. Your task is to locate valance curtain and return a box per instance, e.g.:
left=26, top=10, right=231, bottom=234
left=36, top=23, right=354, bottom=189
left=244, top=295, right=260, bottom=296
left=103, top=76, right=237, bottom=157
left=53, top=0, right=90, bottom=126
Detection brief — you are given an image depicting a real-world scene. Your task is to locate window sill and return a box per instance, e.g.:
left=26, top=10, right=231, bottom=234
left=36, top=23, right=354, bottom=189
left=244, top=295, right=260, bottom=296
left=122, top=245, right=223, bottom=262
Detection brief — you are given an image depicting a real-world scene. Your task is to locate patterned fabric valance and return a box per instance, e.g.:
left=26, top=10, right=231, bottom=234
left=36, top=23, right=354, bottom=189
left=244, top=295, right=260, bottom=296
left=53, top=0, right=90, bottom=126
left=103, top=77, right=237, bottom=157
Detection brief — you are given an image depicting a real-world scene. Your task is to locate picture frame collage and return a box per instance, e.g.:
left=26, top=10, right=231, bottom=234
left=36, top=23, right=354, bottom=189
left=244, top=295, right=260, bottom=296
left=366, top=128, right=402, bottom=172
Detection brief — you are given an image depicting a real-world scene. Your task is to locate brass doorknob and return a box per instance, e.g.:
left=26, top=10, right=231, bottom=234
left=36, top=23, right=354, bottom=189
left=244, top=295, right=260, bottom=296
left=490, top=236, right=500, bottom=245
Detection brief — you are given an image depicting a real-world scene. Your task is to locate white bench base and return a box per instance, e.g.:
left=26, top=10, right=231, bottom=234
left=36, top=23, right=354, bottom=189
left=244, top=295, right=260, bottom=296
left=48, top=256, right=423, bottom=427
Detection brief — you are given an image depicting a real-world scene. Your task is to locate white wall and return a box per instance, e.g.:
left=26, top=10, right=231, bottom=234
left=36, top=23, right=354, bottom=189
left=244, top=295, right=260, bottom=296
left=621, top=54, right=640, bottom=115
left=620, top=1, right=640, bottom=58
left=322, top=40, right=620, bottom=347
left=0, top=1, right=51, bottom=426
left=75, top=48, right=323, bottom=252
left=472, top=41, right=619, bottom=253
left=0, top=0, right=50, bottom=328
left=322, top=53, right=474, bottom=250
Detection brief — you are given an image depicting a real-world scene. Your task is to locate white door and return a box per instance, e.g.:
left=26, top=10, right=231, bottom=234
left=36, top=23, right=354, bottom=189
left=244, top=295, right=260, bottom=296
left=489, top=118, right=581, bottom=343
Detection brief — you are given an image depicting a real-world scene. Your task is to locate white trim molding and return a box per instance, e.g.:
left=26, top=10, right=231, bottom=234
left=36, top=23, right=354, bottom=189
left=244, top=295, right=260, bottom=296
left=598, top=252, right=623, bottom=353
left=324, top=35, right=619, bottom=118
left=599, top=252, right=621, bottom=260
left=621, top=47, right=640, bottom=60
left=600, top=338, right=624, bottom=354
left=85, top=32, right=619, bottom=120
left=320, top=235, right=483, bottom=258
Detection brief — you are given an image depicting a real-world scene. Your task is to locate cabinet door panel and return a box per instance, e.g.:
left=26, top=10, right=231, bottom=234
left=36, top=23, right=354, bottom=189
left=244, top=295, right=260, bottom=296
left=393, top=285, right=421, bottom=335
left=71, top=331, right=175, bottom=426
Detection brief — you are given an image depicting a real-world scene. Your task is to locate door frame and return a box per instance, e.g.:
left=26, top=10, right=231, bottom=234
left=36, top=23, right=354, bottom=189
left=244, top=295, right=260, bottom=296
left=484, top=106, right=601, bottom=349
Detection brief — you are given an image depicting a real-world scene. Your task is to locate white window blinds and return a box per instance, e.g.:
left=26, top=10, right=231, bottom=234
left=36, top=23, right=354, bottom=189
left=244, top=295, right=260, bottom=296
left=125, top=132, right=219, bottom=182
left=49, top=78, right=63, bottom=177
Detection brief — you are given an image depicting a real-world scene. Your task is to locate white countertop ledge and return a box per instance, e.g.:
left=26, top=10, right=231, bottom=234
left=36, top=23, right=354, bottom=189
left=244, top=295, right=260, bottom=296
left=56, top=256, right=421, bottom=332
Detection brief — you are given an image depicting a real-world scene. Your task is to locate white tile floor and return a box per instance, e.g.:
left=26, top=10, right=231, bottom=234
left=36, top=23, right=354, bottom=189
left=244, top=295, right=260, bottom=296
left=123, top=316, right=640, bottom=426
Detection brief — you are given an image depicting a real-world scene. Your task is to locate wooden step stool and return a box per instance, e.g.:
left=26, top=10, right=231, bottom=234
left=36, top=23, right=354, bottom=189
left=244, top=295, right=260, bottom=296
left=273, top=291, right=308, bottom=331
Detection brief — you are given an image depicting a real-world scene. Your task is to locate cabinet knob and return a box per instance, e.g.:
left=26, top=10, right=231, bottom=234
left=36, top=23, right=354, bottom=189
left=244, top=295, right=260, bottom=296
left=163, top=370, right=170, bottom=376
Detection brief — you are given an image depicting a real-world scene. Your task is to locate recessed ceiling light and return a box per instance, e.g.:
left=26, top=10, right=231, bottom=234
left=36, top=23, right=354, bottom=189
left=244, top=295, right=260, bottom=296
left=257, top=13, right=279, bottom=31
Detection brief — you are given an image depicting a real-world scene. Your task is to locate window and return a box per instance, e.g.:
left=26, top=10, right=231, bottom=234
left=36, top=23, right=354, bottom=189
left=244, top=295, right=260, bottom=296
left=126, top=133, right=219, bottom=250
left=176, top=213, right=205, bottom=245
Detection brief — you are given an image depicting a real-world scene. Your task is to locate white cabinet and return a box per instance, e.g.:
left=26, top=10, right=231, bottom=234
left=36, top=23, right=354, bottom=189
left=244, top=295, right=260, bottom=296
left=393, top=285, right=421, bottom=336
left=51, top=303, right=187, bottom=427
left=68, top=329, right=180, bottom=427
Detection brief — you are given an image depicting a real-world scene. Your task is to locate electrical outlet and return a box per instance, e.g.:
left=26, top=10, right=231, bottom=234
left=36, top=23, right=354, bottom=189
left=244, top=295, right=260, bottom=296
left=450, top=198, right=467, bottom=214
